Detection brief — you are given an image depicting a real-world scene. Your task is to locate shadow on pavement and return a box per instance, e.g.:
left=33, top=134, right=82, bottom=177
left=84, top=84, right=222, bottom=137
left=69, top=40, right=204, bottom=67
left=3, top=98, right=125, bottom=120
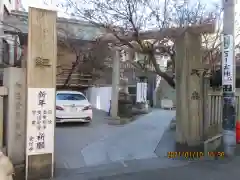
left=56, top=108, right=109, bottom=128
left=56, top=122, right=91, bottom=128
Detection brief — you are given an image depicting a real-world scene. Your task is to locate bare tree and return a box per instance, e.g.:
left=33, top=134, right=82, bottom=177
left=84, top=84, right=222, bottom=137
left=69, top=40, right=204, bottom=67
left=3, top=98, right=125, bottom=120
left=2, top=11, right=110, bottom=88
left=57, top=28, right=110, bottom=88
left=57, top=0, right=226, bottom=89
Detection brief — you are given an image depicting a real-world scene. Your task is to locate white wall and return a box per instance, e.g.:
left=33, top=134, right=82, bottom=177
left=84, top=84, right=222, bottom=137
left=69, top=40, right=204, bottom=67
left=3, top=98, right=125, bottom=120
left=156, top=78, right=176, bottom=107
left=86, top=87, right=112, bottom=112
left=4, top=0, right=19, bottom=12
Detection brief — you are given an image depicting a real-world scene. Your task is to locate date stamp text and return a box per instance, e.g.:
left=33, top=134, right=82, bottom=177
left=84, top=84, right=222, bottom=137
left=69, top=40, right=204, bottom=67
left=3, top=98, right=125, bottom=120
left=167, top=151, right=225, bottom=159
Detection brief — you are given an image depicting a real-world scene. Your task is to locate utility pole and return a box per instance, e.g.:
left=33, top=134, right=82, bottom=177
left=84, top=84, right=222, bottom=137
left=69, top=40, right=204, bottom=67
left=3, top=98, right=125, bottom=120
left=222, top=0, right=236, bottom=156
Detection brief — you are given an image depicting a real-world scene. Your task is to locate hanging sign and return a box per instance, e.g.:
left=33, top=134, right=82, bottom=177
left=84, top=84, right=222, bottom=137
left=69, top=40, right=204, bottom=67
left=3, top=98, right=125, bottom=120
left=221, top=34, right=234, bottom=92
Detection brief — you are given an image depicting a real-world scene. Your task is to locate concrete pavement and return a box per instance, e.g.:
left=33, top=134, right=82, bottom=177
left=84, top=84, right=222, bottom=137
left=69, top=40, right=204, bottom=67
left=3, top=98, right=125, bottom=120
left=54, top=109, right=119, bottom=169
left=54, top=109, right=176, bottom=174
left=55, top=109, right=175, bottom=169
left=81, top=109, right=175, bottom=166
left=53, top=108, right=183, bottom=180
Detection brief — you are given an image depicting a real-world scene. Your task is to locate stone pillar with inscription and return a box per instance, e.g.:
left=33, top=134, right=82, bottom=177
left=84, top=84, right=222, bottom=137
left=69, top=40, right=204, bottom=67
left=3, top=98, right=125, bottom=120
left=3, top=67, right=26, bottom=165
left=175, top=32, right=204, bottom=150
left=25, top=7, right=57, bottom=180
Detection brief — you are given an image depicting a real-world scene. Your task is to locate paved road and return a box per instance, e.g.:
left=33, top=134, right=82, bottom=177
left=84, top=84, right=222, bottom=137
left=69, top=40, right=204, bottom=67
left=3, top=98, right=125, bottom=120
left=54, top=157, right=240, bottom=180
left=54, top=109, right=119, bottom=169
left=88, top=158, right=240, bottom=180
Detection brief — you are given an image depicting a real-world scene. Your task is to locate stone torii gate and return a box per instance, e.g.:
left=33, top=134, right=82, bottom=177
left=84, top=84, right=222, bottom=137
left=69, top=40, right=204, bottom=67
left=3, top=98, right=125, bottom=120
left=4, top=13, right=215, bottom=148
left=2, top=9, right=215, bottom=179
left=103, top=23, right=215, bottom=150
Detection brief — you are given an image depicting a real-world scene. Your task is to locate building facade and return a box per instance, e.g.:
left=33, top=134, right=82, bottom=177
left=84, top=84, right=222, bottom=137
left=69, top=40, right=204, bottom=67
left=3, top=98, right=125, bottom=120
left=0, top=0, right=21, bottom=84
left=4, top=0, right=21, bottom=13
left=3, top=10, right=170, bottom=108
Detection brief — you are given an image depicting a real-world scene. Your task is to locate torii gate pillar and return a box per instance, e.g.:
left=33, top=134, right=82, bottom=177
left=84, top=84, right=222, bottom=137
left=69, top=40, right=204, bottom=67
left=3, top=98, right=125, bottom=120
left=175, top=32, right=205, bottom=150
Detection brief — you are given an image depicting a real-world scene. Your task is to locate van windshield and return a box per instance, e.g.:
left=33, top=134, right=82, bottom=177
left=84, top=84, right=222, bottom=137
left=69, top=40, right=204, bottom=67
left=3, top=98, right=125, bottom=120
left=56, top=93, right=86, bottom=101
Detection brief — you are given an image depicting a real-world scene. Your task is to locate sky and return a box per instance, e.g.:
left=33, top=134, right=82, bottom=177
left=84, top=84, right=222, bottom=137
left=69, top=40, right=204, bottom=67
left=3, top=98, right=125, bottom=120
left=21, top=0, right=240, bottom=20
left=21, top=0, right=223, bottom=15
left=20, top=0, right=240, bottom=50
left=21, top=0, right=240, bottom=36
left=22, top=0, right=59, bottom=12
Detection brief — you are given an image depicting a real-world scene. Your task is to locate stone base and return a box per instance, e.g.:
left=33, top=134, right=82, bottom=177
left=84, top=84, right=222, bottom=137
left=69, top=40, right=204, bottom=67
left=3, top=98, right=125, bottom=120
left=175, top=142, right=204, bottom=152
left=169, top=117, right=176, bottom=130
left=135, top=102, right=146, bottom=109
left=204, top=134, right=222, bottom=155
left=118, top=101, right=132, bottom=118
left=105, top=116, right=121, bottom=120
left=107, top=118, right=131, bottom=125
left=174, top=142, right=205, bottom=161
left=14, top=163, right=25, bottom=180
left=236, top=144, right=240, bottom=156
left=118, top=91, right=133, bottom=118
left=107, top=119, right=122, bottom=125
left=132, top=107, right=149, bottom=115
left=27, top=154, right=53, bottom=180
left=175, top=139, right=227, bottom=160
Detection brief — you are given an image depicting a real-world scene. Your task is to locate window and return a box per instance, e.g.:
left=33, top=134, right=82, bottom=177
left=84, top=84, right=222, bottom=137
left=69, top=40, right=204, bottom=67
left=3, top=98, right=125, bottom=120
left=2, top=39, right=9, bottom=64
left=56, top=93, right=86, bottom=101
left=236, top=79, right=240, bottom=88
left=128, top=86, right=136, bottom=95
left=210, top=70, right=221, bottom=88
